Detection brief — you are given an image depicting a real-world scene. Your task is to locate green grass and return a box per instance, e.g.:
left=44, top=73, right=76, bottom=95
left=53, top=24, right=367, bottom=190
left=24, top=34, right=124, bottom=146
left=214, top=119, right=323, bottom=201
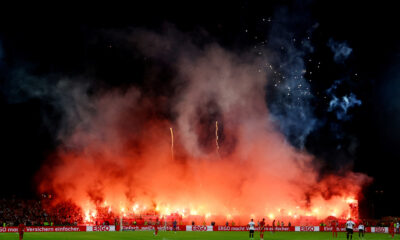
left=0, top=231, right=394, bottom=240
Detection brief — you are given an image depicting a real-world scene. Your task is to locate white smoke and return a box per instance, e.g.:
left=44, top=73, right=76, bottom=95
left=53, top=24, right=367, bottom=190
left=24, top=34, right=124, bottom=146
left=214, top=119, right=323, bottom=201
left=265, top=10, right=318, bottom=149
left=328, top=93, right=362, bottom=120
left=326, top=78, right=362, bottom=122
left=327, top=38, right=353, bottom=63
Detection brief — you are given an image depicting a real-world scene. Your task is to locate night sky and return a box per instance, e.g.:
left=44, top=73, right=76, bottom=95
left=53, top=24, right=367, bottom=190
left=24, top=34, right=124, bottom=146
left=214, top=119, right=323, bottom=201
left=1, top=1, right=400, bottom=219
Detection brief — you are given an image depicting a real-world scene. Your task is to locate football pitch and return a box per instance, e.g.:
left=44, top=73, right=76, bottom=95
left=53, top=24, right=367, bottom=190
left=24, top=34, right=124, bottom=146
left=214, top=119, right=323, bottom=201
left=0, top=232, right=394, bottom=240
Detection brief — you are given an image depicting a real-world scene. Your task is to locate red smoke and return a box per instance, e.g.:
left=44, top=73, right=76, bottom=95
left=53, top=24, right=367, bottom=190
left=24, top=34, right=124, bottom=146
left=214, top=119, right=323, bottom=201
left=38, top=37, right=370, bottom=225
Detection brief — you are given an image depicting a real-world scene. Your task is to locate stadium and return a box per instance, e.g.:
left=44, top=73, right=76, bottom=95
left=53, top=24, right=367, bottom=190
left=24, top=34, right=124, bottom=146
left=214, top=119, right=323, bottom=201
left=1, top=1, right=399, bottom=240
left=1, top=194, right=398, bottom=239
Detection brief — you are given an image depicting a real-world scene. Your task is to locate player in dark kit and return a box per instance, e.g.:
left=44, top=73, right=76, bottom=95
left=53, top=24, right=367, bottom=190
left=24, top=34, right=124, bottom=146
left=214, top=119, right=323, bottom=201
left=173, top=219, right=177, bottom=233
left=259, top=218, right=265, bottom=240
left=18, top=222, right=25, bottom=240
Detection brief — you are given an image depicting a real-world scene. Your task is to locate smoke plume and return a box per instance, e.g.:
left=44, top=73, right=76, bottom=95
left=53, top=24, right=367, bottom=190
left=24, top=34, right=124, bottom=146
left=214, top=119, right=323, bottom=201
left=328, top=93, right=362, bottom=121
left=264, top=8, right=318, bottom=149
left=6, top=27, right=368, bottom=224
left=327, top=38, right=353, bottom=64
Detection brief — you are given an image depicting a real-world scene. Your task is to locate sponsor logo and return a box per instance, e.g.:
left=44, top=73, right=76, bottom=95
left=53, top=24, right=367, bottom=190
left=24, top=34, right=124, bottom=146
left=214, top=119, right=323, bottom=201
left=218, top=226, right=231, bottom=231
left=270, top=227, right=290, bottom=231
left=375, top=227, right=386, bottom=233
left=216, top=226, right=290, bottom=232
left=0, top=227, right=81, bottom=233
left=54, top=226, right=81, bottom=232
left=0, top=226, right=82, bottom=233
left=226, top=226, right=247, bottom=231
left=122, top=225, right=183, bottom=232
left=26, top=227, right=54, bottom=232
left=92, top=226, right=111, bottom=232
left=300, top=226, right=315, bottom=232
left=192, top=226, right=207, bottom=231
left=0, top=227, right=15, bottom=233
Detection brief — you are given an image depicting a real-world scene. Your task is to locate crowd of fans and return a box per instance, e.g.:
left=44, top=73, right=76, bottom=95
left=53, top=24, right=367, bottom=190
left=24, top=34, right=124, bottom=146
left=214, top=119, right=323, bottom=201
left=1, top=197, right=49, bottom=226
left=0, top=196, right=165, bottom=227
left=0, top=197, right=398, bottom=227
left=0, top=197, right=83, bottom=227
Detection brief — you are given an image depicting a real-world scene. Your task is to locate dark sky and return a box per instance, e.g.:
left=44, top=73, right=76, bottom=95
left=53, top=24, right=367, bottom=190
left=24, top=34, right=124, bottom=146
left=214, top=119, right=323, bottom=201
left=1, top=1, right=399, bottom=218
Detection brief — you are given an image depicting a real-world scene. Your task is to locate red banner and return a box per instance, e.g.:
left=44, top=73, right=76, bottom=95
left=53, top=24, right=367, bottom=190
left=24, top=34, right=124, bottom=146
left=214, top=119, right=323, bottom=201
left=213, top=226, right=294, bottom=231
left=321, top=226, right=372, bottom=233
left=187, top=225, right=213, bottom=231
left=0, top=225, right=388, bottom=233
left=122, top=225, right=186, bottom=231
left=89, top=225, right=115, bottom=232
left=0, top=226, right=86, bottom=233
left=296, top=226, right=320, bottom=232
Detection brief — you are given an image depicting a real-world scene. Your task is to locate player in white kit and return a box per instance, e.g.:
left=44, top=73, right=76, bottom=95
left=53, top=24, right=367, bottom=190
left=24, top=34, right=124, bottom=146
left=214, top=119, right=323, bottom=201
left=397, top=221, right=400, bottom=234
left=346, top=218, right=355, bottom=240
left=248, top=219, right=255, bottom=240
left=358, top=222, right=365, bottom=239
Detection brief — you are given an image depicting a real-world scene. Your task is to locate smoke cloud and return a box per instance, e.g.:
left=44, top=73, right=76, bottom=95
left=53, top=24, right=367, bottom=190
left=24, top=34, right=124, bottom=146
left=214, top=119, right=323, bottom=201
left=327, top=38, right=353, bottom=63
left=328, top=93, right=362, bottom=121
left=0, top=0, right=371, bottom=220
left=0, top=26, right=365, bottom=224
left=264, top=8, right=318, bottom=149
left=326, top=77, right=362, bottom=122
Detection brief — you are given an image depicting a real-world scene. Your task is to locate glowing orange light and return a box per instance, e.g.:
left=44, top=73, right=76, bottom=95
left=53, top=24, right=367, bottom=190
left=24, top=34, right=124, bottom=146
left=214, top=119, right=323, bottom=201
left=345, top=197, right=357, bottom=204
left=190, top=210, right=198, bottom=215
left=132, top=204, right=139, bottom=212
left=84, top=211, right=91, bottom=222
